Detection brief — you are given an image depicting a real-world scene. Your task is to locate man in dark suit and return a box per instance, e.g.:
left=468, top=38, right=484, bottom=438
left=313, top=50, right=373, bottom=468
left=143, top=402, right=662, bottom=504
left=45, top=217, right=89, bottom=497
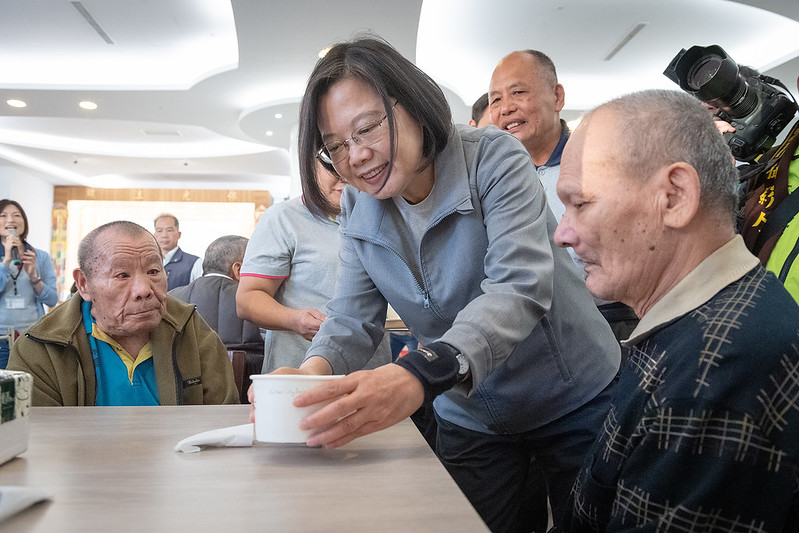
left=170, top=235, right=264, bottom=402
left=169, top=235, right=263, bottom=356
left=153, top=213, right=200, bottom=291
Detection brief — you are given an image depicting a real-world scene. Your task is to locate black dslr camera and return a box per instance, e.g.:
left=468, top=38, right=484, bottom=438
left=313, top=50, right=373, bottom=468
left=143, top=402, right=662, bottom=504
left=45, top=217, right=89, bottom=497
left=664, top=44, right=798, bottom=162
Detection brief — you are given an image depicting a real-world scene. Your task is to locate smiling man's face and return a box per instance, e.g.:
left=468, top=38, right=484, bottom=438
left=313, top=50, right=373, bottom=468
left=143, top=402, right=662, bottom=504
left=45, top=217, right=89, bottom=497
left=489, top=52, right=564, bottom=161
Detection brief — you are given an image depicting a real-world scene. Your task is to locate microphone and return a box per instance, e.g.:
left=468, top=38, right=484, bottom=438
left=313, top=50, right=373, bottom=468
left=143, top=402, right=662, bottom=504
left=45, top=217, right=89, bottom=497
left=7, top=228, right=20, bottom=262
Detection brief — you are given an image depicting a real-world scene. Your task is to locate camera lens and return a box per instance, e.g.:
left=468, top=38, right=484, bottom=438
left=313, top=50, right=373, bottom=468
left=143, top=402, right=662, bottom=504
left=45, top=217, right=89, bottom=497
left=667, top=45, right=755, bottom=118
left=687, top=56, right=722, bottom=91
left=665, top=43, right=799, bottom=162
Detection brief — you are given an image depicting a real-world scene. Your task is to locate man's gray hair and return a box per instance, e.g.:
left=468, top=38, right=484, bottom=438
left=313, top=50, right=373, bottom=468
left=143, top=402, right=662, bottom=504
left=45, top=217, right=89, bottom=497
left=154, top=213, right=179, bottom=229
left=521, top=49, right=558, bottom=86
left=589, top=89, right=739, bottom=221
left=78, top=221, right=158, bottom=279
left=202, top=235, right=249, bottom=276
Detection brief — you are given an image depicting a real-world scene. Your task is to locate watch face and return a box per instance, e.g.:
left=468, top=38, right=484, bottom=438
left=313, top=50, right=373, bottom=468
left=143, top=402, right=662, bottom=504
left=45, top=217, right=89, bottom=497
left=456, top=354, right=469, bottom=375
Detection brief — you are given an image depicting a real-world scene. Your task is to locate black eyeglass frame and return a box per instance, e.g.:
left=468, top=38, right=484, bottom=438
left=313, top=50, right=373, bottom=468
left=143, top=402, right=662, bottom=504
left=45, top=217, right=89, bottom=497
left=316, top=102, right=397, bottom=165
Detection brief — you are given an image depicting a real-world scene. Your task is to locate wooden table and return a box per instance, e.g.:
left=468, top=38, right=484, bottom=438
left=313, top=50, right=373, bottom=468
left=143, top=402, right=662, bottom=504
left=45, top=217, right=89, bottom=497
left=385, top=318, right=409, bottom=332
left=0, top=406, right=488, bottom=532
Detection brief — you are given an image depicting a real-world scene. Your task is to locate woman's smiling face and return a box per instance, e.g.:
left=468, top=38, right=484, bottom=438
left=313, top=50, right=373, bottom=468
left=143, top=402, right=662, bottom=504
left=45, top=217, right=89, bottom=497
left=317, top=78, right=434, bottom=204
left=0, top=204, right=25, bottom=239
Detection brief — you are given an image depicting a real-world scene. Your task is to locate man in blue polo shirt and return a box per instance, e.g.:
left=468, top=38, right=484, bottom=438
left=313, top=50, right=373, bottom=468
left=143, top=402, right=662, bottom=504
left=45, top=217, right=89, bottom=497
left=489, top=50, right=569, bottom=220
left=9, top=220, right=239, bottom=406
left=488, top=48, right=639, bottom=530
left=489, top=49, right=639, bottom=345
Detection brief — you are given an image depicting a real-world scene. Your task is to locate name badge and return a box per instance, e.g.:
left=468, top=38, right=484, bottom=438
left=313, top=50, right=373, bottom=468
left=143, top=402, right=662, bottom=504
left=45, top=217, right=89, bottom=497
left=6, top=296, right=25, bottom=310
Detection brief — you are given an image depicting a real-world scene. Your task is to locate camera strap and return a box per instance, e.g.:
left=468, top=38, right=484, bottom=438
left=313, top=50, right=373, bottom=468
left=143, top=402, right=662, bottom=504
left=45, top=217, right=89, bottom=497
left=741, top=121, right=799, bottom=262
left=752, top=185, right=799, bottom=258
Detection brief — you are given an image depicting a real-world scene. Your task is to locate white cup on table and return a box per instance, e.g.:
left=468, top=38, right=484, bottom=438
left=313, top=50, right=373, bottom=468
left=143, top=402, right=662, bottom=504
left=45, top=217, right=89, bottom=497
left=250, top=374, right=344, bottom=443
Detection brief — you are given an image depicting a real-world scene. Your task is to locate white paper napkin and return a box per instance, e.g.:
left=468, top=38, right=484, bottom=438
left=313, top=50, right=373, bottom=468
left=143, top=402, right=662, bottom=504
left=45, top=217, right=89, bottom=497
left=174, top=423, right=254, bottom=453
left=0, top=486, right=53, bottom=522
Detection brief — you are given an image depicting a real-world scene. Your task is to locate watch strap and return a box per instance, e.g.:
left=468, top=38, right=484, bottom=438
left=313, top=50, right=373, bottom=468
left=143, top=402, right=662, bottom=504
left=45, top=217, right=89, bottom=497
left=393, top=341, right=460, bottom=403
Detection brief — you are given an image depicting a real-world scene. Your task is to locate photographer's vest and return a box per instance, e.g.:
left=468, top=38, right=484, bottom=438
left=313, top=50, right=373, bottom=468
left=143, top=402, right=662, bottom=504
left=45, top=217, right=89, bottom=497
left=740, top=121, right=799, bottom=303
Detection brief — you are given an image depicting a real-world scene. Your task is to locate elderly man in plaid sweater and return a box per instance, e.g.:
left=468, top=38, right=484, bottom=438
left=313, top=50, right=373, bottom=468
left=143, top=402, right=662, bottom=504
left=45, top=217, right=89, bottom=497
left=552, top=89, right=799, bottom=532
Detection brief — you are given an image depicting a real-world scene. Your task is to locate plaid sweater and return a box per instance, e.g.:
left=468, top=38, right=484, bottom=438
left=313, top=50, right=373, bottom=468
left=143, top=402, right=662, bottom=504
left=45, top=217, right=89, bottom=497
left=561, top=265, right=799, bottom=532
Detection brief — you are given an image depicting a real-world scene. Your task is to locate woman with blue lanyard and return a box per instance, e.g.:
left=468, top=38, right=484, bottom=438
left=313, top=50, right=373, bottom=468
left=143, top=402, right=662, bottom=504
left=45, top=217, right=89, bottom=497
left=252, top=37, right=621, bottom=532
left=0, top=199, right=58, bottom=368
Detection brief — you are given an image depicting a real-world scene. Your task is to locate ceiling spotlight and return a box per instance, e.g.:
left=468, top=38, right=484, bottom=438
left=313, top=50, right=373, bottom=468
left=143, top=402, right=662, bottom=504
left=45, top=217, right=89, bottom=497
left=265, top=131, right=274, bottom=136
left=318, top=46, right=331, bottom=59
left=274, top=113, right=283, bottom=119
left=79, top=101, right=98, bottom=110
left=6, top=99, right=27, bottom=108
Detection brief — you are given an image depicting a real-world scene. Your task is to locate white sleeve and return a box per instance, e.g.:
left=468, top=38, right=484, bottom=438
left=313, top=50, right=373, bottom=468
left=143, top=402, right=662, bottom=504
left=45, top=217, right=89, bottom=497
left=189, top=257, right=203, bottom=282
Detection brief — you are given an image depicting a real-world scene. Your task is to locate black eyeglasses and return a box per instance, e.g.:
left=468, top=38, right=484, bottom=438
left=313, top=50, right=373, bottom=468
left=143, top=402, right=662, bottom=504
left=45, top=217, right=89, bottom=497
left=317, top=103, right=396, bottom=164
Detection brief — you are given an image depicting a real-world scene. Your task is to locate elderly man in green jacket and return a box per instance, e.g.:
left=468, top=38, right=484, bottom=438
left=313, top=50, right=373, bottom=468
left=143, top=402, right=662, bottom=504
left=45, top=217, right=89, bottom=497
left=9, top=220, right=239, bottom=406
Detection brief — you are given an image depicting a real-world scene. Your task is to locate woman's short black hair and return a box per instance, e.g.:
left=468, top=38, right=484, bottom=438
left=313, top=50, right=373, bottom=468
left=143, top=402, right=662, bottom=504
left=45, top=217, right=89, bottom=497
left=0, top=199, right=30, bottom=242
left=298, top=35, right=452, bottom=218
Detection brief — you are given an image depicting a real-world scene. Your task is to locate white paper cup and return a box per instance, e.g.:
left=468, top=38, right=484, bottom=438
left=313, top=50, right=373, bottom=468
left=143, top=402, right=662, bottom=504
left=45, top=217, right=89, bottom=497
left=250, top=374, right=344, bottom=443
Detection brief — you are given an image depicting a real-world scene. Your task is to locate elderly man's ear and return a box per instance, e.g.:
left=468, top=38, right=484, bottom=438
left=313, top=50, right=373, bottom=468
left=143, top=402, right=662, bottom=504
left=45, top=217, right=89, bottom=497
left=658, top=162, right=701, bottom=229
left=72, top=268, right=92, bottom=301
left=230, top=261, right=242, bottom=281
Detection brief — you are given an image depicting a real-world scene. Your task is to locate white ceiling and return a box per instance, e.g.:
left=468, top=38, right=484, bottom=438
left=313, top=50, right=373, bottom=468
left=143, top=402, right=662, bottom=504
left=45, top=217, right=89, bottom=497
left=1, top=0, right=798, bottom=200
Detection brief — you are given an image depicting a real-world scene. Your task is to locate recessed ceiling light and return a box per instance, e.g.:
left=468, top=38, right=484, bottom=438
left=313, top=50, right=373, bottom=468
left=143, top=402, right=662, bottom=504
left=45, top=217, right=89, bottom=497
left=6, top=99, right=26, bottom=108
left=265, top=131, right=274, bottom=136
left=274, top=113, right=283, bottom=119
left=79, top=101, right=98, bottom=110
left=318, top=47, right=331, bottom=59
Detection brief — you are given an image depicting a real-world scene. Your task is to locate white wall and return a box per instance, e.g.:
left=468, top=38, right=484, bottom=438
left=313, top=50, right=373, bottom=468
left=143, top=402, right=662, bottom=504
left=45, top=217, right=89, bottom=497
left=0, top=163, right=56, bottom=251
left=62, top=200, right=257, bottom=287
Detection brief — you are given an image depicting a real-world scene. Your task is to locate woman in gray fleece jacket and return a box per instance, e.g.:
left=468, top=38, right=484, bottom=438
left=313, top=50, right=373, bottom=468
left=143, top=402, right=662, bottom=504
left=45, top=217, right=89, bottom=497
left=259, top=36, right=620, bottom=533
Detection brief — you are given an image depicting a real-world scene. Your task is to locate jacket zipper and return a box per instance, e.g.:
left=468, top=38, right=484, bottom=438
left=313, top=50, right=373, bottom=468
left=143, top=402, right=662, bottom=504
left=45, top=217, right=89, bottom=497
left=415, top=205, right=459, bottom=310
left=383, top=245, right=430, bottom=308
left=347, top=204, right=459, bottom=313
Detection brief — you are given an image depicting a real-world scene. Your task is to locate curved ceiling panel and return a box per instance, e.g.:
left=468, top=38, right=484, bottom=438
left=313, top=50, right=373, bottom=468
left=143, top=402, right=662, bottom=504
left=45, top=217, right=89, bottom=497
left=417, top=0, right=799, bottom=110
left=0, top=0, right=238, bottom=89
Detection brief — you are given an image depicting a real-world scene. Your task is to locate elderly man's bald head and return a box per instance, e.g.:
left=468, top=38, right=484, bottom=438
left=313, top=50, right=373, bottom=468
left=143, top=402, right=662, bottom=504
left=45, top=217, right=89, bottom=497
left=554, top=89, right=740, bottom=314
left=78, top=221, right=161, bottom=280
left=581, top=89, right=739, bottom=221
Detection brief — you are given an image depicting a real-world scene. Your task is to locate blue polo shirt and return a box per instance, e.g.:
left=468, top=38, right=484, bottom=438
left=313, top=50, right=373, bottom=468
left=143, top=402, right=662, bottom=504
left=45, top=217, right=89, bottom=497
left=82, top=300, right=159, bottom=406
left=535, top=119, right=570, bottom=170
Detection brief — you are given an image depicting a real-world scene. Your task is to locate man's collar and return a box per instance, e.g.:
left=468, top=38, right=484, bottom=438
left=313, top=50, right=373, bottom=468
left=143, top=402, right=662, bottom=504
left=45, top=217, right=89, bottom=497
left=537, top=119, right=570, bottom=169
left=624, top=235, right=759, bottom=345
left=203, top=272, right=232, bottom=280
left=162, top=246, right=179, bottom=264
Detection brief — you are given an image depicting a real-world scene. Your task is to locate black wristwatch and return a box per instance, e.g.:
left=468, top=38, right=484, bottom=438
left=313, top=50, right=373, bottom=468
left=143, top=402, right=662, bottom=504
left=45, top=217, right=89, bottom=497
left=418, top=346, right=470, bottom=382
left=394, top=342, right=470, bottom=402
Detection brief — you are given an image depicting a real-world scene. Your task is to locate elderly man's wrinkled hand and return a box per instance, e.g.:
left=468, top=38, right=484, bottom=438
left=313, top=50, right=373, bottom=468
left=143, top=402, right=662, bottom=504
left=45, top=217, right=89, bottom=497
left=294, top=364, right=424, bottom=448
